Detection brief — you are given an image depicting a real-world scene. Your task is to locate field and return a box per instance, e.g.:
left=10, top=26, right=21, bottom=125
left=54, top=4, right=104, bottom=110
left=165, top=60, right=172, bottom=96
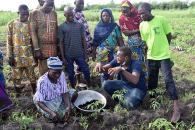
left=0, top=9, right=195, bottom=130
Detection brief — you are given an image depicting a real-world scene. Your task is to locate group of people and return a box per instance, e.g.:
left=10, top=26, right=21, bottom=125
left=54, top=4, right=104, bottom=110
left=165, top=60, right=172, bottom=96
left=0, top=0, right=180, bottom=124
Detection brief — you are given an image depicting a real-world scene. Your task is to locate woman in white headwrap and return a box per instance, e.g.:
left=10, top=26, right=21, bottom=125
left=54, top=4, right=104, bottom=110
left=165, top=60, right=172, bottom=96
left=33, top=57, right=76, bottom=123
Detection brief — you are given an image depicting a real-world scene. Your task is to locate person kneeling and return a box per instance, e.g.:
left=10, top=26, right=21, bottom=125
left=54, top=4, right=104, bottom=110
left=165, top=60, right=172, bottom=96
left=101, top=47, right=147, bottom=109
left=33, top=57, right=72, bottom=123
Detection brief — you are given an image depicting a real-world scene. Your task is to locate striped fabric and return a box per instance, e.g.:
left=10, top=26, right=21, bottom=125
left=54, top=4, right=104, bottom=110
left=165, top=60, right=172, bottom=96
left=33, top=72, right=68, bottom=102
left=47, top=57, right=62, bottom=70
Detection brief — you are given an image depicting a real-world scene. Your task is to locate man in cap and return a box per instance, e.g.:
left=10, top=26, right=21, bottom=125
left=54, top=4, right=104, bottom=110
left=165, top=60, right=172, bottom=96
left=33, top=57, right=72, bottom=123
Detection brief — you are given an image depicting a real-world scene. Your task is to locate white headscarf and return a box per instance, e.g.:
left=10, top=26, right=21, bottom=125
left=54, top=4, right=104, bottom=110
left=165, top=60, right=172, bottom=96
left=47, top=57, right=63, bottom=70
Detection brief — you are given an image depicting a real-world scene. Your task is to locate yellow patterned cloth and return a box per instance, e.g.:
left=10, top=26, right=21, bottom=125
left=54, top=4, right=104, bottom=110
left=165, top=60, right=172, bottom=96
left=7, top=19, right=35, bottom=68
left=12, top=66, right=36, bottom=85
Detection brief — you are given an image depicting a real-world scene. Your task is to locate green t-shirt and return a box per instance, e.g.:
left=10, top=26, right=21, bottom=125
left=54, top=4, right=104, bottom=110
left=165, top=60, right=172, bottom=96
left=140, top=16, right=172, bottom=60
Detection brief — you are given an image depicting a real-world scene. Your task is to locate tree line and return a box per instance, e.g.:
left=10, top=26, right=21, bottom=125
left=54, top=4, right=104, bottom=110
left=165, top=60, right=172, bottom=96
left=56, top=1, right=195, bottom=11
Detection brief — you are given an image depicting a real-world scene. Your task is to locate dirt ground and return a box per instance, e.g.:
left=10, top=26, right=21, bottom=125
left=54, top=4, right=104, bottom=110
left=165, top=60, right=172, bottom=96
left=0, top=42, right=195, bottom=130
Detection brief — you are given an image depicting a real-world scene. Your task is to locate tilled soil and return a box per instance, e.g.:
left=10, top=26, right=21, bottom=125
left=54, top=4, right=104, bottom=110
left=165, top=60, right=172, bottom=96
left=0, top=42, right=195, bottom=130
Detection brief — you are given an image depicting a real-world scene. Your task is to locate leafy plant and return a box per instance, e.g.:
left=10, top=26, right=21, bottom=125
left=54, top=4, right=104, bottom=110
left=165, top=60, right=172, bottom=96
left=148, top=87, right=166, bottom=110
left=112, top=89, right=127, bottom=104
left=175, top=121, right=187, bottom=130
left=190, top=125, right=195, bottom=130
left=181, top=92, right=195, bottom=102
left=10, top=112, right=35, bottom=129
left=149, top=118, right=174, bottom=130
left=113, top=104, right=129, bottom=116
left=150, top=98, right=161, bottom=110
left=86, top=100, right=103, bottom=110
left=79, top=115, right=89, bottom=130
left=118, top=124, right=129, bottom=130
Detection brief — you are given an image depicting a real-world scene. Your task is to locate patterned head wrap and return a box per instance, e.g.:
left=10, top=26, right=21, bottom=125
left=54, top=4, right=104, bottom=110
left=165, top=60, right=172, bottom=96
left=47, top=57, right=63, bottom=70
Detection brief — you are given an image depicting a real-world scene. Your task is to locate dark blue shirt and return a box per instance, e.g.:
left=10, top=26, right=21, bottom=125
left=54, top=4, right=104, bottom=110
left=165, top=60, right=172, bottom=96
left=58, top=21, right=85, bottom=58
left=110, top=59, right=147, bottom=93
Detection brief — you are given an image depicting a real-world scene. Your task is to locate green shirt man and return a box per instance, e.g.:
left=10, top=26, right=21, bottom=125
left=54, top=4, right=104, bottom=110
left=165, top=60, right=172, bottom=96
left=138, top=2, right=180, bottom=123
left=140, top=16, right=172, bottom=60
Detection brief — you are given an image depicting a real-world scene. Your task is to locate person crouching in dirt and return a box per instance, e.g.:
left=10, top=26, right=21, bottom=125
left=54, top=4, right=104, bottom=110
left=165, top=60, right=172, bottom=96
left=7, top=5, right=37, bottom=94
left=33, top=57, right=77, bottom=123
left=100, top=47, right=147, bottom=109
left=138, top=3, right=180, bottom=123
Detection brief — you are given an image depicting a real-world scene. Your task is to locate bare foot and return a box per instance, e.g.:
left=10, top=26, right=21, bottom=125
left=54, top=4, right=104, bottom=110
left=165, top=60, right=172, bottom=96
left=171, top=109, right=181, bottom=123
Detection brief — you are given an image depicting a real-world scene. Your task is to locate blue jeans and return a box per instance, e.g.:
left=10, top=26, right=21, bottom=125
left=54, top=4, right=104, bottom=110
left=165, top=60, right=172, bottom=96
left=0, top=72, right=5, bottom=88
left=103, top=80, right=146, bottom=110
left=147, top=59, right=178, bottom=100
left=65, top=56, right=90, bottom=86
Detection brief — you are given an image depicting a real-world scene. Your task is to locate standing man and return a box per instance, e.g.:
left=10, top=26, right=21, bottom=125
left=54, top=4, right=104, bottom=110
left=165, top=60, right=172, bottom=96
left=138, top=3, right=180, bottom=123
left=30, top=0, right=58, bottom=75
left=58, top=7, right=91, bottom=88
left=7, top=5, right=36, bottom=93
left=73, top=0, right=93, bottom=54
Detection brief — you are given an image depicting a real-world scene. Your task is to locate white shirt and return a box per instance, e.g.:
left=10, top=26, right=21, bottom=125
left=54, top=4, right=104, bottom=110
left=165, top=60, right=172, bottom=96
left=33, top=72, right=68, bottom=102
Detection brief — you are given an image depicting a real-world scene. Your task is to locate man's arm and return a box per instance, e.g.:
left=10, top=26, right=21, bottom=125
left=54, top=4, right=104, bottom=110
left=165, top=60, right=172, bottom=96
left=29, top=11, right=40, bottom=51
left=94, top=61, right=113, bottom=73
left=108, top=66, right=140, bottom=85
left=166, top=33, right=172, bottom=45
left=102, top=59, right=118, bottom=72
left=58, top=26, right=67, bottom=65
left=62, top=92, right=71, bottom=109
left=62, top=92, right=71, bottom=121
left=121, top=70, right=140, bottom=85
left=59, top=40, right=66, bottom=63
left=102, top=64, right=112, bottom=71
left=7, top=22, right=13, bottom=59
left=37, top=101, right=54, bottom=114
left=81, top=27, right=87, bottom=59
